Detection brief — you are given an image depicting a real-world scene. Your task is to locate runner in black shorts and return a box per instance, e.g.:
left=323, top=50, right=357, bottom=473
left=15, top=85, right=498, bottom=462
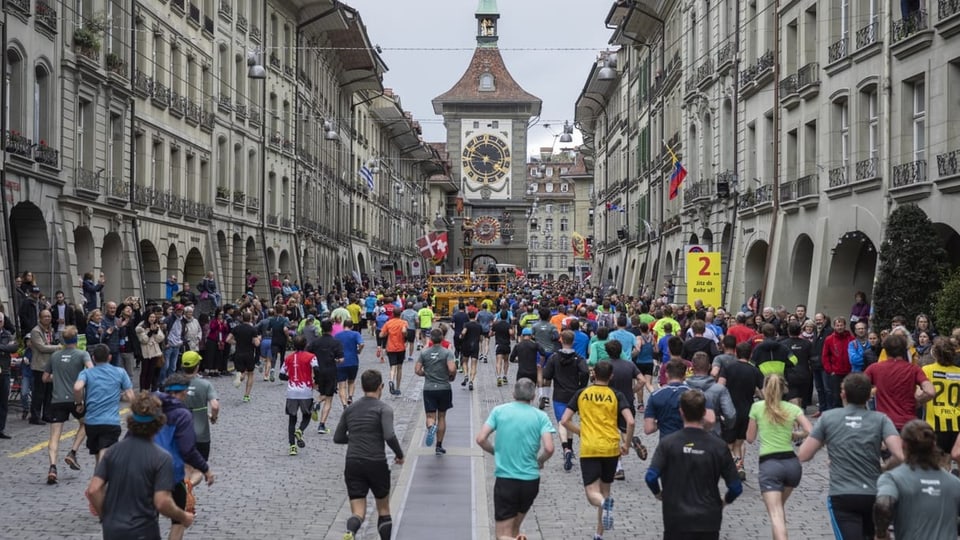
left=227, top=311, right=261, bottom=403
left=307, top=320, right=344, bottom=434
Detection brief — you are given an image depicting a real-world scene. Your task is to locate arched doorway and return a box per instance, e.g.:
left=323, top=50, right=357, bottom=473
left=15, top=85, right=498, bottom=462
left=266, top=247, right=277, bottom=277
left=650, top=258, right=660, bottom=291
left=217, top=231, right=230, bottom=298
left=279, top=250, right=291, bottom=277
left=744, top=240, right=768, bottom=305
left=139, top=240, right=161, bottom=299
left=9, top=202, right=50, bottom=288
left=471, top=254, right=497, bottom=274
left=665, top=251, right=674, bottom=279
left=826, top=231, right=877, bottom=316
left=702, top=228, right=714, bottom=251
left=356, top=252, right=365, bottom=276
left=74, top=227, right=95, bottom=283
left=934, top=223, right=960, bottom=269
left=244, top=237, right=259, bottom=292
left=166, top=245, right=179, bottom=293
left=184, top=248, right=204, bottom=287
left=101, top=233, right=123, bottom=302
left=689, top=233, right=700, bottom=246
left=788, top=234, right=814, bottom=308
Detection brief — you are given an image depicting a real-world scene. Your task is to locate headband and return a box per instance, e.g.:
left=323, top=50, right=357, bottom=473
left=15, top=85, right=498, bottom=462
left=132, top=413, right=156, bottom=423
left=165, top=384, right=189, bottom=392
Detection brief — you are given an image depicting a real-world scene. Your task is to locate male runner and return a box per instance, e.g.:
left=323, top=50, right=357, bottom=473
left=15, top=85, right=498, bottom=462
left=460, top=309, right=484, bottom=391
left=180, top=351, right=219, bottom=485
left=477, top=304, right=496, bottom=363
left=334, top=370, right=404, bottom=540
left=476, top=378, right=555, bottom=540
left=417, top=302, right=435, bottom=350
left=334, top=320, right=364, bottom=407
left=400, top=302, right=419, bottom=361
left=542, top=330, right=589, bottom=472
left=720, top=342, right=764, bottom=480
left=530, top=308, right=561, bottom=409
left=603, top=340, right=646, bottom=481
left=380, top=309, right=408, bottom=395
left=560, top=361, right=634, bottom=539
left=226, top=311, right=261, bottom=403
left=279, top=336, right=318, bottom=455
left=645, top=389, right=742, bottom=538
left=511, top=328, right=541, bottom=390
left=415, top=328, right=457, bottom=455
left=308, top=319, right=345, bottom=434
left=490, top=310, right=514, bottom=387
left=44, top=326, right=92, bottom=484
left=74, top=345, right=134, bottom=465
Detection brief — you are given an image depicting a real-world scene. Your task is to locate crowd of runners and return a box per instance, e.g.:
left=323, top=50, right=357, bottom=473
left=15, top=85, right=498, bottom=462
left=3, top=268, right=960, bottom=540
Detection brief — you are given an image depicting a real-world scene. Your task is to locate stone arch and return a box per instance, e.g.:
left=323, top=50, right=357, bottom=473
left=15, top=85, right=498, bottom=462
left=826, top=231, right=877, bottom=315
left=74, top=227, right=95, bottom=283
left=266, top=247, right=277, bottom=277
left=101, top=233, right=123, bottom=302
left=702, top=228, right=714, bottom=251
left=9, top=202, right=50, bottom=286
left=356, top=252, right=365, bottom=276
left=165, top=244, right=179, bottom=288
left=279, top=249, right=291, bottom=276
left=217, top=231, right=231, bottom=296
left=787, top=234, right=815, bottom=308
left=665, top=250, right=674, bottom=278
left=244, top=237, right=259, bottom=295
left=689, top=232, right=700, bottom=246
left=184, top=248, right=205, bottom=286
left=744, top=240, right=768, bottom=303
left=933, top=223, right=960, bottom=269
left=139, top=240, right=161, bottom=300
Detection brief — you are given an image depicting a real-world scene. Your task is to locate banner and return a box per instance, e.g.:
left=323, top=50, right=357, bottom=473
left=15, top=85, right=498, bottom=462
left=571, top=232, right=586, bottom=258
left=685, top=251, right=722, bottom=308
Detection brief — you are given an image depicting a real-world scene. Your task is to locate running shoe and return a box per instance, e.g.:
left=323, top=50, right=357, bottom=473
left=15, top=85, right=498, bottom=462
left=47, top=464, right=58, bottom=485
left=242, top=395, right=251, bottom=403
left=632, top=436, right=648, bottom=460
left=65, top=450, right=80, bottom=471
left=563, top=449, right=573, bottom=472
left=614, top=469, right=625, bottom=481
left=416, top=343, right=422, bottom=351
left=601, top=496, right=615, bottom=530
left=289, top=444, right=298, bottom=456
left=482, top=355, right=488, bottom=364
left=425, top=424, right=437, bottom=447
left=497, top=377, right=503, bottom=387
left=469, top=382, right=474, bottom=391
left=295, top=429, right=305, bottom=448
left=317, top=424, right=329, bottom=434
left=233, top=372, right=242, bottom=388
left=342, top=533, right=354, bottom=540
left=435, top=446, right=446, bottom=456
left=389, top=380, right=396, bottom=394
left=538, top=396, right=549, bottom=410
left=735, top=457, right=746, bottom=481
left=461, top=377, right=468, bottom=387
left=269, top=369, right=276, bottom=382
left=311, top=402, right=320, bottom=422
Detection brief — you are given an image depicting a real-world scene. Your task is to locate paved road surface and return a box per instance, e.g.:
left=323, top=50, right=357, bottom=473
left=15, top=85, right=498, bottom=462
left=2, top=335, right=836, bottom=539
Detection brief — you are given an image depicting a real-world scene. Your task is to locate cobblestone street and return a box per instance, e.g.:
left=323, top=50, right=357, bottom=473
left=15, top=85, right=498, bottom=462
left=2, top=338, right=836, bottom=539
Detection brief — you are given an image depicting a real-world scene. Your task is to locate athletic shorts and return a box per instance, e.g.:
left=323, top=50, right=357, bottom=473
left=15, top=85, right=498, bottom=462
left=366, top=312, right=377, bottom=323
left=516, top=371, right=537, bottom=385
left=493, top=477, right=540, bottom=521
left=260, top=338, right=272, bottom=358
left=315, top=371, right=337, bottom=397
left=48, top=402, right=84, bottom=423
left=336, top=366, right=359, bottom=383
left=453, top=335, right=463, bottom=353
left=387, top=351, right=405, bottom=367
left=171, top=481, right=188, bottom=524
left=423, top=389, right=453, bottom=412
left=405, top=329, right=416, bottom=343
left=344, top=459, right=391, bottom=500
left=234, top=353, right=257, bottom=373
left=85, top=424, right=121, bottom=455
left=636, top=363, right=654, bottom=376
left=827, top=494, right=876, bottom=540
left=419, top=328, right=432, bottom=340
left=461, top=345, right=479, bottom=358
left=721, top=407, right=751, bottom=444
left=580, top=456, right=619, bottom=485
left=195, top=441, right=210, bottom=461
left=552, top=401, right=568, bottom=424
left=496, top=344, right=511, bottom=355
left=936, top=431, right=959, bottom=456
left=537, top=351, right=554, bottom=368
left=271, top=342, right=287, bottom=360
left=286, top=398, right=314, bottom=417
left=758, top=455, right=802, bottom=492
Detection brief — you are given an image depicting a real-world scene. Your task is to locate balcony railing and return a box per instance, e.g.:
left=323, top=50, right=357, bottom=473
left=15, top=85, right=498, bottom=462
left=106, top=54, right=126, bottom=77
left=169, top=91, right=185, bottom=115
left=133, top=69, right=153, bottom=97
left=250, top=24, right=260, bottom=41
left=201, top=111, right=215, bottom=131
left=133, top=185, right=161, bottom=207
left=943, top=0, right=960, bottom=20
left=937, top=148, right=960, bottom=178
left=237, top=14, right=247, bottom=32
left=152, top=82, right=170, bottom=108
left=281, top=217, right=292, bottom=229
left=217, top=94, right=232, bottom=112
left=269, top=133, right=282, bottom=147
left=892, top=159, right=927, bottom=187
left=696, top=58, right=714, bottom=86
left=171, top=0, right=185, bottom=11
left=75, top=168, right=101, bottom=193
left=755, top=183, right=773, bottom=204
left=796, top=174, right=819, bottom=198
left=108, top=177, right=129, bottom=200
left=893, top=10, right=929, bottom=43
left=235, top=103, right=246, bottom=119
left=282, top=140, right=294, bottom=153
left=717, top=42, right=735, bottom=68
left=4, top=131, right=32, bottom=157
left=186, top=101, right=203, bottom=125
left=246, top=196, right=259, bottom=210
left=267, top=214, right=279, bottom=226
left=779, top=74, right=798, bottom=98
left=683, top=178, right=716, bottom=203
left=829, top=166, right=849, bottom=187
left=249, top=106, right=261, bottom=125
left=797, top=62, right=820, bottom=89
left=34, top=145, right=58, bottom=167
left=828, top=37, right=848, bottom=62
left=219, top=0, right=232, bottom=19
left=35, top=0, right=58, bottom=32
left=269, top=54, right=281, bottom=69
left=856, top=156, right=879, bottom=181
left=856, top=21, right=879, bottom=49
left=284, top=64, right=294, bottom=78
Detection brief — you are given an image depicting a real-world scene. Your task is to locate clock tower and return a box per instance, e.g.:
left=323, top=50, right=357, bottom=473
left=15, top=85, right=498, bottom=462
left=432, top=0, right=541, bottom=273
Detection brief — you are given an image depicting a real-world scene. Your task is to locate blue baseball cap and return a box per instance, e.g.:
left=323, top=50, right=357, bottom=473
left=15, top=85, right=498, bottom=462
left=521, top=328, right=533, bottom=336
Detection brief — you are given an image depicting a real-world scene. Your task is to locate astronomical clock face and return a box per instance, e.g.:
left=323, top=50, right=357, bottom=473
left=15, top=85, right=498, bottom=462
left=473, top=216, right=501, bottom=245
left=460, top=119, right=512, bottom=200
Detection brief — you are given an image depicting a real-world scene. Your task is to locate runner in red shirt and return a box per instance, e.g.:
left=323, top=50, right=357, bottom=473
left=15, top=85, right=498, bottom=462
left=864, top=333, right=934, bottom=430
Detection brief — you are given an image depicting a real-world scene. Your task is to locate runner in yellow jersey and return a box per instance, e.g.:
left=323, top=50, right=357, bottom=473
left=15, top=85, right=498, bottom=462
left=560, top=361, right=634, bottom=539
left=922, top=338, right=960, bottom=466
left=417, top=304, right=435, bottom=350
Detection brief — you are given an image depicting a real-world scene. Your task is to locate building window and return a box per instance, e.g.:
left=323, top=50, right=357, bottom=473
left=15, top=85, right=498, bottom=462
left=545, top=255, right=553, bottom=268
left=560, top=255, right=568, bottom=269
left=560, top=218, right=568, bottom=232
left=109, top=114, right=123, bottom=183
left=152, top=140, right=164, bottom=190
left=545, top=236, right=554, bottom=250
left=560, top=235, right=567, bottom=248
left=247, top=150, right=257, bottom=193
left=185, top=153, right=195, bottom=199
left=867, top=89, right=879, bottom=161
left=529, top=235, right=539, bottom=249
left=77, top=100, right=92, bottom=170
left=170, top=146, right=181, bottom=194
left=544, top=218, right=553, bottom=232
left=216, top=137, right=227, bottom=188
left=199, top=157, right=210, bottom=203
left=233, top=143, right=242, bottom=191
left=6, top=49, right=24, bottom=132
left=479, top=73, right=494, bottom=91
left=544, top=204, right=553, bottom=214
left=837, top=99, right=849, bottom=168
left=529, top=255, right=537, bottom=268
left=911, top=80, right=925, bottom=162
left=34, top=65, right=51, bottom=145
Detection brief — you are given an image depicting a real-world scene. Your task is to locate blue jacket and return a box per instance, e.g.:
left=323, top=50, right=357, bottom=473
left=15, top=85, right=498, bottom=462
left=848, top=339, right=868, bottom=372
left=154, top=392, right=209, bottom=482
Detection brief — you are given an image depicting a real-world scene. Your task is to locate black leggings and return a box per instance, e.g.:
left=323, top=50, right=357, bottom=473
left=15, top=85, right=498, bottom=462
left=288, top=413, right=310, bottom=444
left=827, top=494, right=875, bottom=540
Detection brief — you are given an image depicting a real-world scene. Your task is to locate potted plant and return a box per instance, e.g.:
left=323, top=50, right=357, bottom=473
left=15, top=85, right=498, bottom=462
left=73, top=26, right=101, bottom=53
left=216, top=186, right=229, bottom=199
left=106, top=52, right=125, bottom=72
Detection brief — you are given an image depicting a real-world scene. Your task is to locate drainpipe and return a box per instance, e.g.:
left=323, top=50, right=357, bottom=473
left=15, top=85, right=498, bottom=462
left=129, top=8, right=146, bottom=298
left=0, top=0, right=20, bottom=334
left=259, top=0, right=270, bottom=290
left=759, top=0, right=781, bottom=306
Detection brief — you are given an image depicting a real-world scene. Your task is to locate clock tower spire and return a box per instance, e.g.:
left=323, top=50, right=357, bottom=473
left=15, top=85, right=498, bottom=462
left=476, top=0, right=499, bottom=48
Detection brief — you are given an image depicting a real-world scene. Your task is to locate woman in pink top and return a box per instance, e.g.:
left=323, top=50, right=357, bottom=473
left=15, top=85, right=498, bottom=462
left=204, top=308, right=230, bottom=375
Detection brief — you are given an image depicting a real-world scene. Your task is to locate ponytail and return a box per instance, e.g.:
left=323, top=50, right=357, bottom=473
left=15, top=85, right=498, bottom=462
left=762, top=374, right=790, bottom=425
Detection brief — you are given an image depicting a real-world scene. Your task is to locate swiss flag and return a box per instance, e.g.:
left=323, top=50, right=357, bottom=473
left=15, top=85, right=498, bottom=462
left=417, top=232, right=449, bottom=261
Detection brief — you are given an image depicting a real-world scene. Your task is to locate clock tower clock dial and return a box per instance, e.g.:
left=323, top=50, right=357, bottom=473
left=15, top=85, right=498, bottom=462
left=462, top=134, right=511, bottom=184
left=459, top=119, right=513, bottom=198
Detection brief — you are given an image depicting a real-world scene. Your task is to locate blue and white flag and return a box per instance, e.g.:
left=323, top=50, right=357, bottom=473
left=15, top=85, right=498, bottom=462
left=359, top=166, right=374, bottom=190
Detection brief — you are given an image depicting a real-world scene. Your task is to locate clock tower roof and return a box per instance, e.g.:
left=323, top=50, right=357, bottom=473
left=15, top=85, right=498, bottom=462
left=431, top=48, right=541, bottom=115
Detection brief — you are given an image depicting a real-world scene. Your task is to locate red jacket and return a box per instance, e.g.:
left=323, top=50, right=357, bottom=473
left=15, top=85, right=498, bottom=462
left=822, top=330, right=854, bottom=375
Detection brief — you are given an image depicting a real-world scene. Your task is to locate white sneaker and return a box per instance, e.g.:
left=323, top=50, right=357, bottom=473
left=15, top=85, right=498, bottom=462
left=233, top=372, right=242, bottom=388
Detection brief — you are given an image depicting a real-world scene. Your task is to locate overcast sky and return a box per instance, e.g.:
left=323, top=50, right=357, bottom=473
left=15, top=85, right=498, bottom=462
left=344, top=0, right=616, bottom=159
